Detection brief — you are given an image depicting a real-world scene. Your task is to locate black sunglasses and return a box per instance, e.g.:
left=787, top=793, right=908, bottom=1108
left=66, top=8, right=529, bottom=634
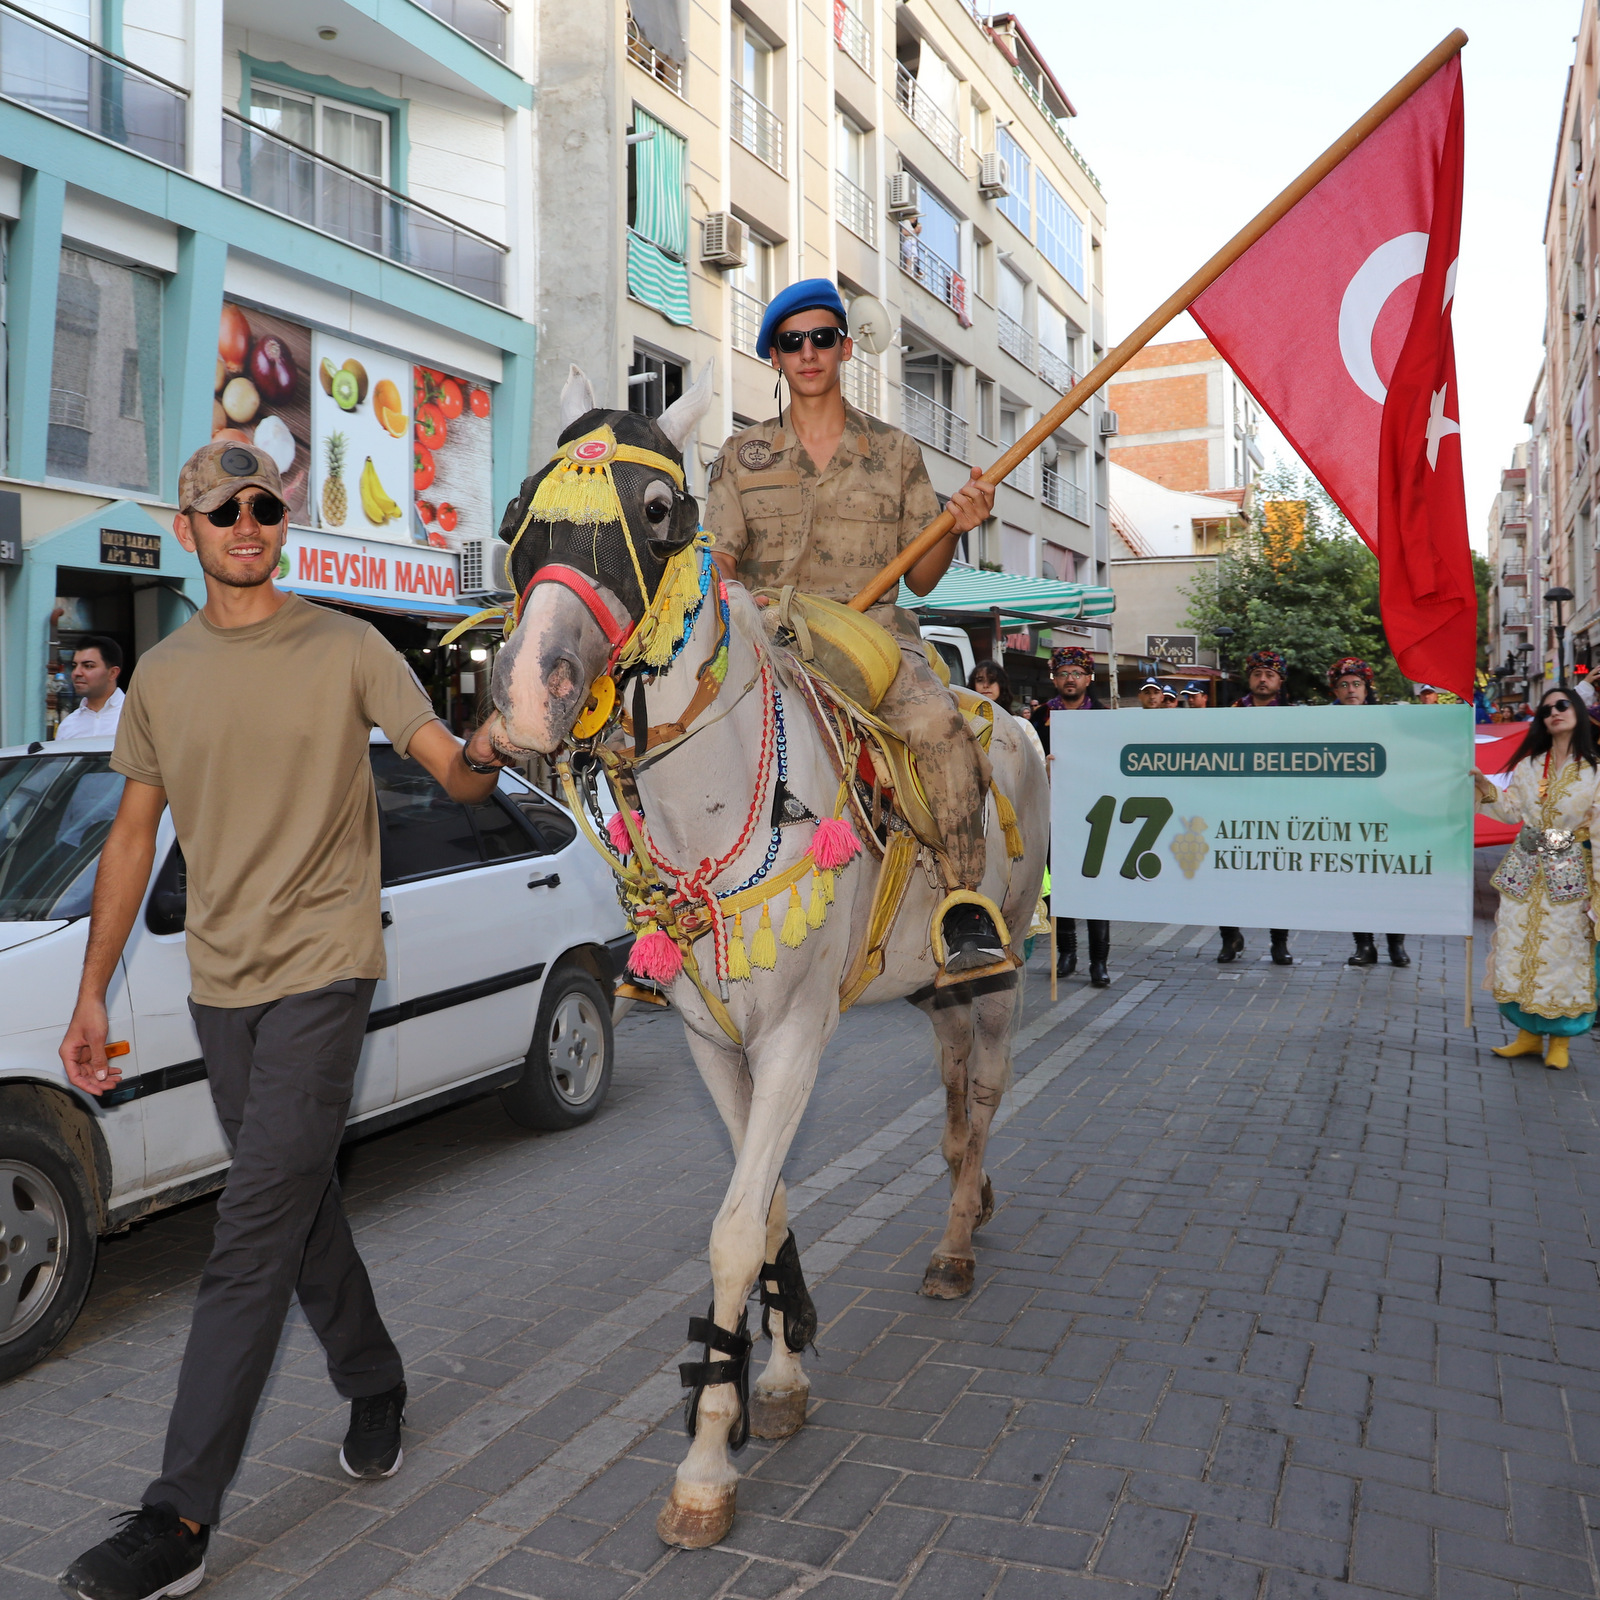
left=203, top=493, right=286, bottom=528
left=774, top=327, right=843, bottom=353
left=1539, top=699, right=1574, bottom=716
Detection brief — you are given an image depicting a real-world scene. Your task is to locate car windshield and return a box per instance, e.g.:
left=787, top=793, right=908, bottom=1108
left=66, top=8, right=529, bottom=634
left=0, top=753, right=125, bottom=920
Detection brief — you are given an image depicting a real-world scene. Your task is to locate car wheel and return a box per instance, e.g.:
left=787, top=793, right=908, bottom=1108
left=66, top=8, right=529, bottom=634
left=0, top=1116, right=98, bottom=1383
left=498, top=965, right=615, bottom=1131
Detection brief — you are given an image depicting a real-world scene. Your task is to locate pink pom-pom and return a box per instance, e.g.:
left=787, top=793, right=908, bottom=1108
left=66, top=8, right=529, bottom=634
left=627, top=929, right=683, bottom=983
left=811, top=817, right=862, bottom=871
left=607, top=809, right=643, bottom=855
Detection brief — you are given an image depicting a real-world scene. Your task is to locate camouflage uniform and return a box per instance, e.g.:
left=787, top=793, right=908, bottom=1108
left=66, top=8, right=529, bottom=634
left=705, top=402, right=990, bottom=890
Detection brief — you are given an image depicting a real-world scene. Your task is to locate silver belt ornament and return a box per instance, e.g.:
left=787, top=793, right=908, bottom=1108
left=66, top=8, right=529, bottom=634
left=1516, top=825, right=1577, bottom=856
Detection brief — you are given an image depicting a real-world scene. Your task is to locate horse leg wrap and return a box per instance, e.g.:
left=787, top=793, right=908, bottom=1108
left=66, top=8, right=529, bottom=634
left=758, top=1230, right=818, bottom=1354
left=679, top=1306, right=753, bottom=1452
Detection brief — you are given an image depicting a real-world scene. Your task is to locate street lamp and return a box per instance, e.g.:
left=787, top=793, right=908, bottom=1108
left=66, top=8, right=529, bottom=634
left=1213, top=626, right=1235, bottom=687
left=1545, top=586, right=1575, bottom=683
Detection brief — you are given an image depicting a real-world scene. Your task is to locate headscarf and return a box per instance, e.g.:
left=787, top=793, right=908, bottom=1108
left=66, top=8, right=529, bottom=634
left=1051, top=646, right=1095, bottom=674
left=1245, top=648, right=1287, bottom=677
left=1327, top=656, right=1374, bottom=690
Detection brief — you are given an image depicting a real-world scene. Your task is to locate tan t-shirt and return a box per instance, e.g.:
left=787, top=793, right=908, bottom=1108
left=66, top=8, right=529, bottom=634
left=112, top=594, right=436, bottom=1007
left=704, top=403, right=941, bottom=640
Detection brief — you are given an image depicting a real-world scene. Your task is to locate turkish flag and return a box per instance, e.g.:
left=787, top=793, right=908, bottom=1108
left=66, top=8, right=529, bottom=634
left=1190, top=58, right=1475, bottom=699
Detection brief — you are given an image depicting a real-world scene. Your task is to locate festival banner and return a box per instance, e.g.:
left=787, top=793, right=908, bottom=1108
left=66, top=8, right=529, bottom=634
left=1050, top=706, right=1475, bottom=934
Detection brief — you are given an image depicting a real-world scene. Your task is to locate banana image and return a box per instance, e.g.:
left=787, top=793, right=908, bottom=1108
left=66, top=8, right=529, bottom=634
left=360, top=456, right=403, bottom=524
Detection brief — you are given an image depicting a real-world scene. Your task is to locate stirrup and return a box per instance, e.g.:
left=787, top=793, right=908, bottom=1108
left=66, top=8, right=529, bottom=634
left=678, top=1306, right=753, bottom=1452
left=931, top=889, right=1017, bottom=989
left=757, top=1230, right=818, bottom=1354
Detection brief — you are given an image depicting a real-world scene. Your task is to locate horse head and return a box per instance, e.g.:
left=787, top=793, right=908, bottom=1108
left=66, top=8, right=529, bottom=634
left=491, top=363, right=713, bottom=752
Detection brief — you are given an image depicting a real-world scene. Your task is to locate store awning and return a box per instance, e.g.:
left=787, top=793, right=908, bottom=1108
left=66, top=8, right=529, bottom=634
left=898, top=563, right=1116, bottom=623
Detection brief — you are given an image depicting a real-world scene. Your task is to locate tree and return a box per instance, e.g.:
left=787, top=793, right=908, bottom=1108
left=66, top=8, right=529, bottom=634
left=1184, top=464, right=1406, bottom=702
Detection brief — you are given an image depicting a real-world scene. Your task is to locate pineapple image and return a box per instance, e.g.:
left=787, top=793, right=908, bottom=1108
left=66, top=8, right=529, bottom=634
left=1170, top=816, right=1209, bottom=879
left=321, top=430, right=348, bottom=527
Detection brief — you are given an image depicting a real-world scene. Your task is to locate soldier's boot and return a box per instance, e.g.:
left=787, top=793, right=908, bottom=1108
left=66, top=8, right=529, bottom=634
left=1217, top=927, right=1245, bottom=964
left=1056, top=920, right=1078, bottom=977
left=1347, top=935, right=1379, bottom=968
left=935, top=892, right=1014, bottom=987
left=1386, top=935, right=1411, bottom=967
left=1087, top=921, right=1111, bottom=988
left=1270, top=931, right=1294, bottom=966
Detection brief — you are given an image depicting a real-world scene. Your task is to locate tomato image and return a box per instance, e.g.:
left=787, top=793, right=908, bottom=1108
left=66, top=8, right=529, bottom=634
left=436, top=378, right=463, bottom=420
left=415, top=402, right=447, bottom=448
left=468, top=387, right=491, bottom=418
left=414, top=444, right=435, bottom=493
left=437, top=502, right=458, bottom=534
left=415, top=498, right=437, bottom=524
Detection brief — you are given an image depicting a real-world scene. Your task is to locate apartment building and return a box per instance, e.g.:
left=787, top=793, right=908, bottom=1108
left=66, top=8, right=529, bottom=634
left=539, top=0, right=1111, bottom=591
left=1486, top=449, right=1534, bottom=705
left=0, top=0, right=534, bottom=743
left=1106, top=336, right=1262, bottom=495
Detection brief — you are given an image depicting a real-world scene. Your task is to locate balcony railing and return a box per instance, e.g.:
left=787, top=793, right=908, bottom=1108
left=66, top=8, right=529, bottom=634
left=414, top=0, right=509, bottom=60
left=222, top=113, right=507, bottom=304
left=732, top=81, right=783, bottom=173
left=842, top=354, right=880, bottom=416
left=1038, top=345, right=1079, bottom=395
left=1501, top=558, right=1527, bottom=579
left=1042, top=466, right=1088, bottom=521
left=833, top=0, right=871, bottom=74
left=998, top=310, right=1035, bottom=369
left=1012, top=64, right=1102, bottom=195
left=835, top=171, right=876, bottom=247
left=904, top=388, right=967, bottom=460
left=0, top=2, right=185, bottom=166
left=899, top=233, right=967, bottom=320
left=1501, top=604, right=1531, bottom=629
left=1004, top=455, right=1033, bottom=495
left=730, top=287, right=765, bottom=359
left=627, top=16, right=683, bottom=94
left=895, top=62, right=964, bottom=172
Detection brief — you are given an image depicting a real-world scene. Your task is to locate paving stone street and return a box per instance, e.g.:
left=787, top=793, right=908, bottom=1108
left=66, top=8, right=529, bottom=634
left=5, top=860, right=1600, bottom=1599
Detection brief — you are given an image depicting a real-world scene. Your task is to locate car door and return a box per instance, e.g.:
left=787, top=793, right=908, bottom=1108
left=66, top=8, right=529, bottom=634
left=371, top=747, right=555, bottom=1102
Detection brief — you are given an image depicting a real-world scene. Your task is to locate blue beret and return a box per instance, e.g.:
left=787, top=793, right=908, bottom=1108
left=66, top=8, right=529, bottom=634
left=757, top=278, right=848, bottom=359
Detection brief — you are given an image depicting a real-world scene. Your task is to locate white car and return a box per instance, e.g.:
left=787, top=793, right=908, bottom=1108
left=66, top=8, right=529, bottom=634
left=0, top=734, right=633, bottom=1380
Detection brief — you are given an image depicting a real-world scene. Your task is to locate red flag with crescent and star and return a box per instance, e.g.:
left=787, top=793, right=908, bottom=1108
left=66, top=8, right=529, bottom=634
left=1189, top=58, right=1474, bottom=699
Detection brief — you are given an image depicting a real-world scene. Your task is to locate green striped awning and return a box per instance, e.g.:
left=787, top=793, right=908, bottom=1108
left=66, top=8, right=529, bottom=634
left=899, top=563, right=1116, bottom=623
left=627, top=231, right=693, bottom=326
left=631, top=106, right=688, bottom=257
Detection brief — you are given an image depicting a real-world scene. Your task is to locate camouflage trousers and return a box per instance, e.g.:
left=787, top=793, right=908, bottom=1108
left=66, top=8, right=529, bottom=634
left=879, top=639, right=992, bottom=890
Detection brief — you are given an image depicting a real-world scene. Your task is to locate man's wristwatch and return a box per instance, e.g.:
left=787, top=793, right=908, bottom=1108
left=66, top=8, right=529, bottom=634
left=463, top=750, right=503, bottom=775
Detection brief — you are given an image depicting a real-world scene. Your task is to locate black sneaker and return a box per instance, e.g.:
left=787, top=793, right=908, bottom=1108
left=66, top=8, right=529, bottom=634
left=340, top=1381, right=406, bottom=1479
left=941, top=903, right=1007, bottom=974
left=59, top=1502, right=208, bottom=1600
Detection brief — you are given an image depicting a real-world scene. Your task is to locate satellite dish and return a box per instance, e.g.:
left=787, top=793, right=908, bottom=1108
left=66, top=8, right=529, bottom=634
left=847, top=295, right=894, bottom=356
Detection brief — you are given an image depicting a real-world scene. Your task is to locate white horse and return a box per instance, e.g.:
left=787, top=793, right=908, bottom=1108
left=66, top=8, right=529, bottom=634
left=490, top=367, right=1049, bottom=1548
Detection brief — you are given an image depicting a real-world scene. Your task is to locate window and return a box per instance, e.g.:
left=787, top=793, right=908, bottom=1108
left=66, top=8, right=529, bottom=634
left=916, top=183, right=961, bottom=273
left=0, top=753, right=123, bottom=920
left=730, top=231, right=775, bottom=304
left=371, top=747, right=542, bottom=884
left=835, top=110, right=866, bottom=185
left=1036, top=176, right=1085, bottom=296
left=976, top=378, right=996, bottom=441
left=997, top=264, right=1025, bottom=323
left=734, top=19, right=774, bottom=105
left=249, top=87, right=388, bottom=184
left=48, top=248, right=161, bottom=491
left=972, top=235, right=994, bottom=303
left=995, top=125, right=1030, bottom=237
left=33, top=0, right=91, bottom=38
left=629, top=348, right=684, bottom=419
left=627, top=106, right=693, bottom=326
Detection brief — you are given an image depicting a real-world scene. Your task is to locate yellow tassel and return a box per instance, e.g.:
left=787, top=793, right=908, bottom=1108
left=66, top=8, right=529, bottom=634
left=750, top=901, right=778, bottom=969
left=993, top=784, right=1025, bottom=860
left=818, top=867, right=835, bottom=904
left=780, top=885, right=808, bottom=948
left=530, top=459, right=624, bottom=527
left=806, top=876, right=828, bottom=929
left=726, top=911, right=751, bottom=981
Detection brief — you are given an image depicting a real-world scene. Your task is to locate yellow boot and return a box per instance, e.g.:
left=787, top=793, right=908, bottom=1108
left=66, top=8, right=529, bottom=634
left=1492, top=1029, right=1544, bottom=1059
left=1545, top=1036, right=1571, bottom=1070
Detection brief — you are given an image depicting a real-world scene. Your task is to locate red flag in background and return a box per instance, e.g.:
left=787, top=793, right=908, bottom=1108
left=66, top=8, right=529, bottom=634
left=1190, top=59, right=1475, bottom=699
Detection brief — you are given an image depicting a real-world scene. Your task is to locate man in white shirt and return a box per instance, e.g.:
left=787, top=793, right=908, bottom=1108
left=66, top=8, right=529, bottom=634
left=56, top=635, right=125, bottom=739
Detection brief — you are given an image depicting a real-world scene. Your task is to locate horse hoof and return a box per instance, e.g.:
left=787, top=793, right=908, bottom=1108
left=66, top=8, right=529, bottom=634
left=976, top=1175, right=995, bottom=1231
left=750, top=1383, right=809, bottom=1439
left=657, top=1483, right=736, bottom=1548
left=920, top=1254, right=975, bottom=1298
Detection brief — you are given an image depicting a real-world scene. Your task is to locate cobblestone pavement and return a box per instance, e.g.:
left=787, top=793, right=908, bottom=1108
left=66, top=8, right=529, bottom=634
left=7, top=878, right=1600, bottom=1599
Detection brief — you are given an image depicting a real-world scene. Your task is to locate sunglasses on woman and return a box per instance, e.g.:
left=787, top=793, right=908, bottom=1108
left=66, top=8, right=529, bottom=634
left=1539, top=699, right=1574, bottom=716
left=202, top=493, right=286, bottom=528
left=774, top=327, right=843, bottom=353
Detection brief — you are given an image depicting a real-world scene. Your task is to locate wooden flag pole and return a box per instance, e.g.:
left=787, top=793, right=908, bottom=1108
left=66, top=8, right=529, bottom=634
left=849, top=27, right=1469, bottom=614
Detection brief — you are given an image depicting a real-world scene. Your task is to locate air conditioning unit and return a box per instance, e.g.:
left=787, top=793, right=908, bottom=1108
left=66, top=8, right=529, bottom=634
left=1098, top=410, right=1119, bottom=436
left=887, top=172, right=921, bottom=218
left=977, top=151, right=1009, bottom=199
left=700, top=211, right=747, bottom=269
left=458, top=538, right=515, bottom=597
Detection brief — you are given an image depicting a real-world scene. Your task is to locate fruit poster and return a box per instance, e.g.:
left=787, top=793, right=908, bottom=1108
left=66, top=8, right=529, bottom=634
left=412, top=366, right=493, bottom=550
left=308, top=333, right=414, bottom=543
left=214, top=302, right=312, bottom=525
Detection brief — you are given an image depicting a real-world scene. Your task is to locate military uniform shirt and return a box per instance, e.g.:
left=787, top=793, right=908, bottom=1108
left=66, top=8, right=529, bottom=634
left=704, top=402, right=942, bottom=639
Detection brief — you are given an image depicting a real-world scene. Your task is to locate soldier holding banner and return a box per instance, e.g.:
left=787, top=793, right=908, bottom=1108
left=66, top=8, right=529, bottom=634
left=1219, top=648, right=1293, bottom=966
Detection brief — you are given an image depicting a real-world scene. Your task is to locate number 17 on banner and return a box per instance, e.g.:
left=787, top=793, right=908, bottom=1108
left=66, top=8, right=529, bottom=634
left=1081, top=796, right=1174, bottom=880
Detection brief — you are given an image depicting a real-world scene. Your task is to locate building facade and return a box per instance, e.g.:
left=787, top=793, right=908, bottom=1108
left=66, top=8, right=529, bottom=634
left=1106, top=336, right=1262, bottom=495
left=539, top=0, right=1110, bottom=596
left=0, top=0, right=536, bottom=744
left=1487, top=450, right=1533, bottom=706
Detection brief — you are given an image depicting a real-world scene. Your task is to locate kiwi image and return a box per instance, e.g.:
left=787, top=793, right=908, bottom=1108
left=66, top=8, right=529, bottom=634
left=319, top=357, right=338, bottom=396
left=331, top=367, right=360, bottom=412
left=341, top=359, right=369, bottom=403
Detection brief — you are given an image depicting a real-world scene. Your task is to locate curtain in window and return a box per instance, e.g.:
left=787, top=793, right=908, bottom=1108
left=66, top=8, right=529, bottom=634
left=629, top=106, right=692, bottom=325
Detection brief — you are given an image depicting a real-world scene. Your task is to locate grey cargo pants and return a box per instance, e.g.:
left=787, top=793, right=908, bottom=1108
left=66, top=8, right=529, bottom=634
left=144, top=978, right=403, bottom=1525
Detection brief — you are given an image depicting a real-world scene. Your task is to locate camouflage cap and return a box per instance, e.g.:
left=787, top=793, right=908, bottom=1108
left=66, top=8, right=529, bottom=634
left=179, top=439, right=283, bottom=515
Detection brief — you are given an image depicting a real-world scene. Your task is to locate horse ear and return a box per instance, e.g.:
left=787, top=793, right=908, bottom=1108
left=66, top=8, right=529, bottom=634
left=560, top=365, right=598, bottom=430
left=657, top=362, right=713, bottom=453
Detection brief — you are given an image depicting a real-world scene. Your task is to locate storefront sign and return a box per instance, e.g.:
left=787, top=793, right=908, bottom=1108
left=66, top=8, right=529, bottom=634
left=100, top=528, right=161, bottom=569
left=277, top=527, right=460, bottom=608
left=0, top=490, right=20, bottom=564
left=1050, top=705, right=1474, bottom=934
left=1146, top=633, right=1198, bottom=664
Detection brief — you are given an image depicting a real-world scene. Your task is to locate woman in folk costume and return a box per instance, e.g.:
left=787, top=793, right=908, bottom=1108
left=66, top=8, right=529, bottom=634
left=1474, top=686, right=1600, bottom=1070
left=1328, top=656, right=1410, bottom=969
